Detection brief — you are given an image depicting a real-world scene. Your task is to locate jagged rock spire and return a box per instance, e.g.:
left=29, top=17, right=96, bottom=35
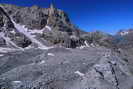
left=50, top=3, right=55, bottom=9
left=49, top=2, right=56, bottom=16
left=49, top=0, right=56, bottom=10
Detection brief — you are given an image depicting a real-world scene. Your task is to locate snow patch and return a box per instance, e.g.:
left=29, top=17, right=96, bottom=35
left=70, top=35, right=77, bottom=39
left=90, top=43, right=95, bottom=47
left=28, top=29, right=44, bottom=34
left=45, top=25, right=52, bottom=31
left=11, top=19, right=49, bottom=50
left=10, top=30, right=16, bottom=34
left=0, top=54, right=4, bottom=56
left=12, top=81, right=22, bottom=84
left=75, top=71, right=85, bottom=76
left=77, top=45, right=87, bottom=49
left=79, top=45, right=86, bottom=49
left=84, top=41, right=90, bottom=47
left=0, top=47, right=21, bottom=53
left=47, top=53, right=55, bottom=56
left=38, top=60, right=45, bottom=64
left=24, top=45, right=33, bottom=49
left=0, top=32, right=23, bottom=50
left=77, top=41, right=90, bottom=49
left=38, top=46, right=54, bottom=50
left=120, top=31, right=129, bottom=36
left=12, top=81, right=23, bottom=88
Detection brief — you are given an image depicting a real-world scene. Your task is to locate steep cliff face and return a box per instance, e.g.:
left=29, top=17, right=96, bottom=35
left=0, top=6, right=32, bottom=48
left=2, top=4, right=48, bottom=30
left=1, top=4, right=78, bottom=35
left=0, top=4, right=86, bottom=49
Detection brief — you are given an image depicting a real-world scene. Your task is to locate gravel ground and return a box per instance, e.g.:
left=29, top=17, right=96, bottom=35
left=0, top=47, right=133, bottom=89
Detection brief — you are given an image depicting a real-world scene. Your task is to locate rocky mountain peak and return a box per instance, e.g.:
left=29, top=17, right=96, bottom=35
left=49, top=3, right=55, bottom=12
left=117, top=29, right=133, bottom=36
left=0, top=3, right=72, bottom=30
left=0, top=4, right=86, bottom=49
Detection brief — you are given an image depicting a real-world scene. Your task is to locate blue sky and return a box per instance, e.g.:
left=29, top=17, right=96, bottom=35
left=1, top=0, right=133, bottom=34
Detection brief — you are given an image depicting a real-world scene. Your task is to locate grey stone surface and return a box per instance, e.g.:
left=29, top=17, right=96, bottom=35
left=0, top=47, right=133, bottom=89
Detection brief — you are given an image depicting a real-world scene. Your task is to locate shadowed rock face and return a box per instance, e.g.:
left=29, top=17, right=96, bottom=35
left=0, top=6, right=32, bottom=48
left=0, top=7, right=14, bottom=29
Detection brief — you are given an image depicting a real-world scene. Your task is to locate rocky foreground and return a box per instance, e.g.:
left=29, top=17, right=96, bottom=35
left=0, top=46, right=133, bottom=89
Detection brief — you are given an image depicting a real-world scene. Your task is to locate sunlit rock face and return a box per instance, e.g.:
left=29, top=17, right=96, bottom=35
left=1, top=4, right=48, bottom=30
left=0, top=4, right=87, bottom=49
left=1, top=4, right=79, bottom=35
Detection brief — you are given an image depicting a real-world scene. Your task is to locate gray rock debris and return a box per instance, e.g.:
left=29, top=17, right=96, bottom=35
left=0, top=47, right=133, bottom=89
